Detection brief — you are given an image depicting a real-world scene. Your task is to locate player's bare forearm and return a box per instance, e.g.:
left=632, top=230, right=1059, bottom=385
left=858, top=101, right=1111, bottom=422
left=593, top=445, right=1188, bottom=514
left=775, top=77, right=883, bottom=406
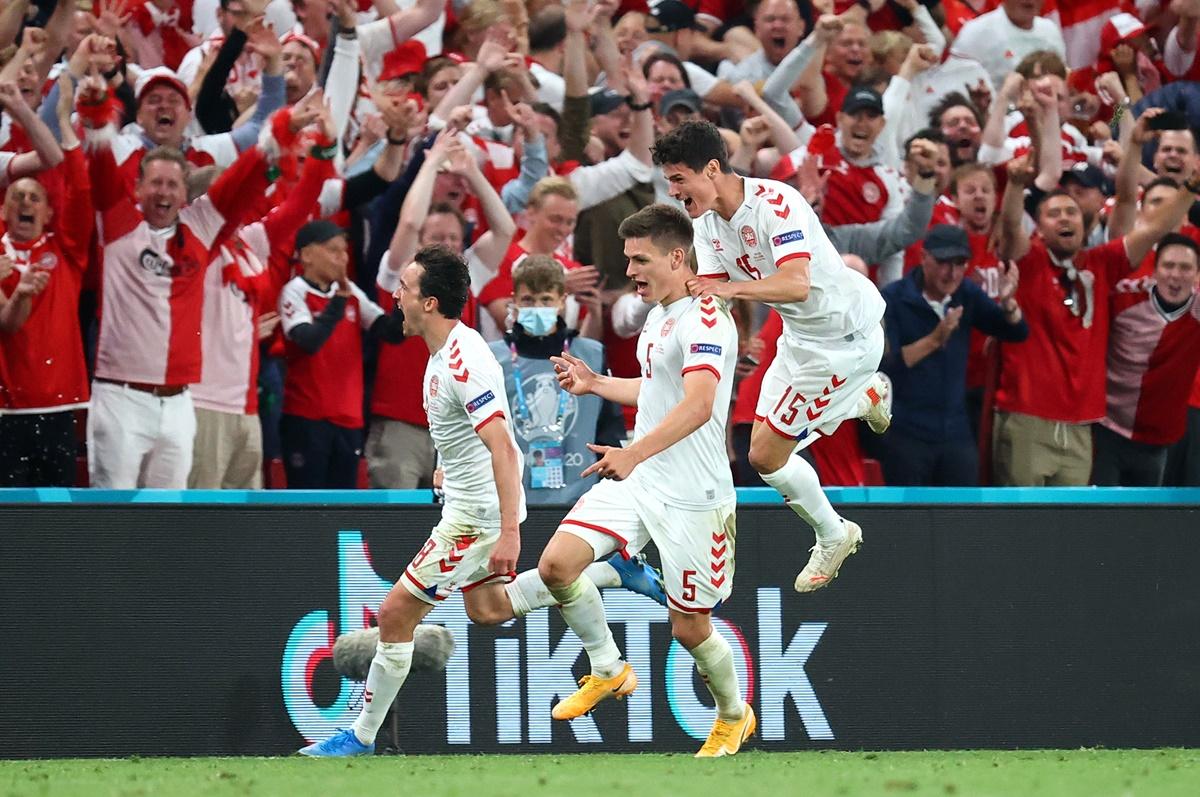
left=481, top=422, right=523, bottom=547
left=590, top=374, right=643, bottom=407
left=624, top=372, right=716, bottom=464
left=722, top=261, right=810, bottom=303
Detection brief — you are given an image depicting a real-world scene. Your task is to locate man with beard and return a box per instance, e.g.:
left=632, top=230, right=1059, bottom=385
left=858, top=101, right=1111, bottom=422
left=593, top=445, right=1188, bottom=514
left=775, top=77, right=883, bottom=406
left=931, top=92, right=984, bottom=167
left=991, top=151, right=1199, bottom=486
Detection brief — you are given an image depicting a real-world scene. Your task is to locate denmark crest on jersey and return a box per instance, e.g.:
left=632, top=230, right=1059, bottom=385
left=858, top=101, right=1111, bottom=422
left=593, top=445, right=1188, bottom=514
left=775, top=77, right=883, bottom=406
left=740, top=225, right=758, bottom=248
left=862, top=182, right=881, bottom=205
left=711, top=238, right=723, bottom=252
left=37, top=251, right=58, bottom=270
left=660, top=317, right=676, bottom=337
left=429, top=375, right=440, bottom=397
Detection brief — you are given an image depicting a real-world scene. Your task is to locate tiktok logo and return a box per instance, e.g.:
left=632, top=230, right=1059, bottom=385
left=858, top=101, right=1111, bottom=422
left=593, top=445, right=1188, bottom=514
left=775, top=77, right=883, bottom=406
left=281, top=531, right=834, bottom=745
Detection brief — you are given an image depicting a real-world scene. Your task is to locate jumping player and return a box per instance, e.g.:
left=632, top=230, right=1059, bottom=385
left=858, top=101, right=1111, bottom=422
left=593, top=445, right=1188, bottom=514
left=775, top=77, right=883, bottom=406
left=542, top=204, right=754, bottom=757
left=653, top=120, right=889, bottom=593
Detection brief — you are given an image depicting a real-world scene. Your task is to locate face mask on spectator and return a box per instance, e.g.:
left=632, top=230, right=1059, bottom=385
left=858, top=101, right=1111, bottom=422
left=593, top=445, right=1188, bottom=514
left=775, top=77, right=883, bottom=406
left=517, top=306, right=558, bottom=336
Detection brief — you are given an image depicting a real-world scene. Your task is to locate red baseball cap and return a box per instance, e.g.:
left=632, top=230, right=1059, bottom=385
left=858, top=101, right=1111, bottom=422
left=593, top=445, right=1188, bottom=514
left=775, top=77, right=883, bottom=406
left=379, top=40, right=428, bottom=83
left=1100, top=12, right=1147, bottom=53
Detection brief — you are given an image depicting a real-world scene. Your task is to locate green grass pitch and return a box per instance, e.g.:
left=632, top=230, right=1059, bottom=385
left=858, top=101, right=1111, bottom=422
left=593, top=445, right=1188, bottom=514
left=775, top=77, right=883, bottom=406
left=2, top=750, right=1198, bottom=797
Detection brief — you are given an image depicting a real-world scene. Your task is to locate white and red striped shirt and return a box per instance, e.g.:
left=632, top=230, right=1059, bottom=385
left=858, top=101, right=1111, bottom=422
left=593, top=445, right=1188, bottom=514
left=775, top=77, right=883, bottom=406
left=90, top=135, right=269, bottom=386
left=192, top=156, right=334, bottom=415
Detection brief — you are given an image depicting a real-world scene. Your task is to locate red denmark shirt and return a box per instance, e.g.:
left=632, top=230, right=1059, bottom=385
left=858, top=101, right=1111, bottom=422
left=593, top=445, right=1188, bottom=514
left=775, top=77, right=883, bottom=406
left=996, top=237, right=1129, bottom=423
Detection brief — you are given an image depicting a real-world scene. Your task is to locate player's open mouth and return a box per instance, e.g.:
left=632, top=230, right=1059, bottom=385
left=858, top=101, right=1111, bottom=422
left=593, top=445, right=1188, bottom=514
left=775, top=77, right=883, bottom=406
left=681, top=197, right=694, bottom=211
left=634, top=279, right=649, bottom=295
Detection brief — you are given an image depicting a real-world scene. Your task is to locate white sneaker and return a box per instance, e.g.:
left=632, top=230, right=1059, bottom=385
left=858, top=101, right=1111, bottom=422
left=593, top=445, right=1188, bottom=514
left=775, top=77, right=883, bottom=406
left=857, top=372, right=892, bottom=434
left=794, top=520, right=863, bottom=593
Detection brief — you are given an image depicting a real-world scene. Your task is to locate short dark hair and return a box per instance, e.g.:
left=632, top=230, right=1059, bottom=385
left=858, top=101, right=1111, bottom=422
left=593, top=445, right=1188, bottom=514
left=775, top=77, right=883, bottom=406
left=642, top=52, right=691, bottom=88
left=1034, top=188, right=1077, bottom=219
left=1154, top=232, right=1200, bottom=266
left=930, top=91, right=983, bottom=129
left=1016, top=50, right=1067, bottom=79
left=528, top=6, right=567, bottom=52
left=426, top=201, right=468, bottom=238
left=1144, top=176, right=1182, bottom=195
left=414, top=244, right=470, bottom=319
left=417, top=55, right=460, bottom=98
left=139, top=146, right=189, bottom=179
left=905, top=128, right=946, bottom=158
left=651, top=120, right=730, bottom=173
left=531, top=101, right=561, bottom=128
left=617, top=204, right=695, bottom=254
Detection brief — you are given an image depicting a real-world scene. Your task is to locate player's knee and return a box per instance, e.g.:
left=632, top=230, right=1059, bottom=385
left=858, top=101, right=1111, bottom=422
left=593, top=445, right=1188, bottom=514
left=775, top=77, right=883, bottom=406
left=376, top=592, right=415, bottom=637
left=537, top=553, right=581, bottom=591
left=669, top=613, right=712, bottom=649
left=747, top=441, right=787, bottom=475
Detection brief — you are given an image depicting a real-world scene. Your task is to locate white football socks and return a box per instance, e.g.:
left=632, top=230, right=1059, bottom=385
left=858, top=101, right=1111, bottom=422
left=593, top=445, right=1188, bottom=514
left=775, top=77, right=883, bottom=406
left=761, top=454, right=845, bottom=545
left=549, top=577, right=624, bottom=678
left=350, top=639, right=413, bottom=745
left=503, top=561, right=621, bottom=617
left=690, top=630, right=744, bottom=722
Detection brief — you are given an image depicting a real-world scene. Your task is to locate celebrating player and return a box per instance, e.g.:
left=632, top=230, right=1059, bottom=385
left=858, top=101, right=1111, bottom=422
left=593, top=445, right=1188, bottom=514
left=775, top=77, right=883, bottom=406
left=299, top=245, right=525, bottom=757
left=653, top=120, right=889, bottom=593
left=543, top=204, right=754, bottom=758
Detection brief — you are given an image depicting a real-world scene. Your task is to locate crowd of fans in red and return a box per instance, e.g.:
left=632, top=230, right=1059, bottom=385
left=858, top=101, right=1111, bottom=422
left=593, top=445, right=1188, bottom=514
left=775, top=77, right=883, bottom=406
left=1, top=0, right=1199, bottom=491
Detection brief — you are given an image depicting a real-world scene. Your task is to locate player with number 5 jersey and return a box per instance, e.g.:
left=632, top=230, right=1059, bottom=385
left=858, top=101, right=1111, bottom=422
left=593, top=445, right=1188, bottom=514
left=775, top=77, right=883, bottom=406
left=542, top=204, right=753, bottom=758
left=653, top=120, right=890, bottom=594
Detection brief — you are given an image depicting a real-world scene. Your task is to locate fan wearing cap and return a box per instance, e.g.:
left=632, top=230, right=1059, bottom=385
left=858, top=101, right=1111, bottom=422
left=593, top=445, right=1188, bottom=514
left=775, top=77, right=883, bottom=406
left=278, top=220, right=406, bottom=489
left=792, top=85, right=909, bottom=283
left=40, top=25, right=285, bottom=193
left=1060, top=162, right=1111, bottom=249
left=991, top=143, right=1200, bottom=487
left=879, top=224, right=1026, bottom=486
left=79, top=79, right=277, bottom=489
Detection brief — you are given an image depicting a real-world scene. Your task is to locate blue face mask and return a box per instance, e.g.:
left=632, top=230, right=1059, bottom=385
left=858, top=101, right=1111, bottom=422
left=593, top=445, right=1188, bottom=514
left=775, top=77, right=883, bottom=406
left=517, top=306, right=559, bottom=337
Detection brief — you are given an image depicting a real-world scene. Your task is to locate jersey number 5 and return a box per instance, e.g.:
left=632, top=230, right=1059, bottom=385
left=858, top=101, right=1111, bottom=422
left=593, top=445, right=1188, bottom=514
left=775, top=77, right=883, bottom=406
left=735, top=254, right=761, bottom=279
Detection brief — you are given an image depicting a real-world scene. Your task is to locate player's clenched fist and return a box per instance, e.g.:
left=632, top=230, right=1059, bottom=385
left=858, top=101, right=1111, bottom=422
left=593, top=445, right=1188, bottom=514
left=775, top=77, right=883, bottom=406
left=551, top=352, right=596, bottom=395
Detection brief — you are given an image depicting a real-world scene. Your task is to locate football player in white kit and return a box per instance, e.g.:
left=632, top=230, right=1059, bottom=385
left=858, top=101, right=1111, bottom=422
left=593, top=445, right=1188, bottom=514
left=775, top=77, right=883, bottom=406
left=653, top=120, right=891, bottom=593
left=300, top=245, right=526, bottom=757
left=544, top=205, right=755, bottom=758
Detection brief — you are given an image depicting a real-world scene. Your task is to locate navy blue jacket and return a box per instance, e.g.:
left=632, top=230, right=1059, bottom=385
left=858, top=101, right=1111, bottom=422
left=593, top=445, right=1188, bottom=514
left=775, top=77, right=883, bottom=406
left=881, top=270, right=1029, bottom=442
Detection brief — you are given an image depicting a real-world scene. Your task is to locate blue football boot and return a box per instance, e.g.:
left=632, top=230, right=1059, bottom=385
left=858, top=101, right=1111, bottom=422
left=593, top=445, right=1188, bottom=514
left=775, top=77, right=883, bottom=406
left=298, top=728, right=374, bottom=757
left=607, top=553, right=667, bottom=607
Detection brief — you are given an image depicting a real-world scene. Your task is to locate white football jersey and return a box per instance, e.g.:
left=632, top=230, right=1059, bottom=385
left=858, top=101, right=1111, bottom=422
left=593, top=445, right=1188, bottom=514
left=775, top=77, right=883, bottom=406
left=693, top=177, right=885, bottom=342
left=423, top=322, right=527, bottom=526
left=630, top=295, right=738, bottom=510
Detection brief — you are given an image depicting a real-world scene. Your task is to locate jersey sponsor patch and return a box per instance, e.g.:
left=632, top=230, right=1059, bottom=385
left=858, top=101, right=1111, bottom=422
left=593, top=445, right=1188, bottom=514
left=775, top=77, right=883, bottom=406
left=466, top=390, right=495, bottom=412
left=690, top=343, right=723, bottom=355
left=772, top=230, right=806, bottom=246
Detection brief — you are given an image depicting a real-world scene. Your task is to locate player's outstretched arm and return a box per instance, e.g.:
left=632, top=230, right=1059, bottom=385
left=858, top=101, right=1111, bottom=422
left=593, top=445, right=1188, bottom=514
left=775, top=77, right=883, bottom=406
left=551, top=352, right=642, bottom=407
left=688, top=257, right=812, bottom=303
left=477, top=419, right=522, bottom=575
left=583, top=370, right=717, bottom=481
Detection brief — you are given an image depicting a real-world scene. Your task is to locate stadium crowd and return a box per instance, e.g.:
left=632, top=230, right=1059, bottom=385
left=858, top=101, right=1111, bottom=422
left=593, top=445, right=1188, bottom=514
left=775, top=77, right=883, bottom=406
left=1, top=0, right=1199, bottom=491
